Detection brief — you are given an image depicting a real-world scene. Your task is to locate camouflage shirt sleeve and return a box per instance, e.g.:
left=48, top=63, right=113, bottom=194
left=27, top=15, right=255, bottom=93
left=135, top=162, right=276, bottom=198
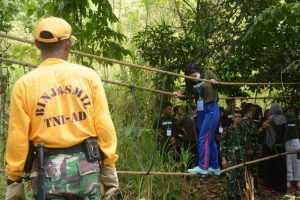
left=240, top=118, right=258, bottom=151
left=220, top=127, right=228, bottom=158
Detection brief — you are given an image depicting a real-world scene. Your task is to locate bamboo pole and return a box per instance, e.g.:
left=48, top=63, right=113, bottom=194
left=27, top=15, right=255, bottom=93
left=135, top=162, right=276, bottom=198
left=0, top=54, right=2, bottom=138
left=0, top=33, right=299, bottom=86
left=117, top=150, right=298, bottom=176
left=0, top=151, right=298, bottom=176
left=0, top=57, right=295, bottom=100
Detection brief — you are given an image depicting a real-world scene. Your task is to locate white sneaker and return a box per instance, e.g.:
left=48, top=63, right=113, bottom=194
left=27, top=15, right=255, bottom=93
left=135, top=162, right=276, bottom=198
left=208, top=167, right=221, bottom=176
left=187, top=166, right=208, bottom=175
left=287, top=181, right=291, bottom=188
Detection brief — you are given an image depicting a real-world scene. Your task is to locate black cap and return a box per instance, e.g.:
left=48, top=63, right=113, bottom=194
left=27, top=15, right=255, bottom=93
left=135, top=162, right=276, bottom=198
left=185, top=63, right=201, bottom=75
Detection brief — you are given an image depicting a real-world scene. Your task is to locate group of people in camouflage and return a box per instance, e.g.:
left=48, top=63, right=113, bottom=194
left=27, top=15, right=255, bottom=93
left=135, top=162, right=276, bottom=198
left=220, top=100, right=263, bottom=199
left=220, top=100, right=300, bottom=198
left=154, top=63, right=300, bottom=199
left=155, top=94, right=300, bottom=199
left=4, top=16, right=299, bottom=200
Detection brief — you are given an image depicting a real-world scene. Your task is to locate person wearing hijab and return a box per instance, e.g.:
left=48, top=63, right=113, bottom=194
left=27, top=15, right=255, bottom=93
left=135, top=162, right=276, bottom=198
left=262, top=103, right=288, bottom=192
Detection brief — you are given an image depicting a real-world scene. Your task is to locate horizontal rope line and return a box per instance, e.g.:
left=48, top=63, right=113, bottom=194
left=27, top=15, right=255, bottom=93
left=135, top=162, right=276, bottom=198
left=0, top=32, right=299, bottom=86
left=118, top=150, right=298, bottom=176
left=0, top=57, right=293, bottom=99
left=222, top=96, right=292, bottom=100
left=0, top=150, right=298, bottom=176
left=0, top=33, right=207, bottom=83
left=0, top=57, right=38, bottom=68
left=0, top=57, right=179, bottom=97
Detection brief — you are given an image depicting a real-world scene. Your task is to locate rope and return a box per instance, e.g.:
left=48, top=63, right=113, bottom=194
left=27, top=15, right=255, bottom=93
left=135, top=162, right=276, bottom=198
left=103, top=79, right=179, bottom=97
left=1, top=149, right=294, bottom=176
left=0, top=33, right=206, bottom=83
left=226, top=96, right=292, bottom=100
left=129, top=84, right=145, bottom=171
left=118, top=150, right=300, bottom=176
left=1, top=33, right=300, bottom=86
left=147, top=77, right=167, bottom=175
left=0, top=57, right=294, bottom=100
left=0, top=55, right=299, bottom=176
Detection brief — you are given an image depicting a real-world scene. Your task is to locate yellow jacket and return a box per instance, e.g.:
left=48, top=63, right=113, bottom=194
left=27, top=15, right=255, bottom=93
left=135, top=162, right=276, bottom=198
left=5, top=58, right=118, bottom=181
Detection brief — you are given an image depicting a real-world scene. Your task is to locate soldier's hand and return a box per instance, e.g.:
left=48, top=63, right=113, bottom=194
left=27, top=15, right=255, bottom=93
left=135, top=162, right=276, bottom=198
left=100, top=165, right=119, bottom=200
left=5, top=181, right=25, bottom=200
left=259, top=121, right=269, bottom=135
left=246, top=149, right=254, bottom=158
left=262, top=121, right=269, bottom=129
left=221, top=157, right=227, bottom=168
left=170, top=137, right=176, bottom=145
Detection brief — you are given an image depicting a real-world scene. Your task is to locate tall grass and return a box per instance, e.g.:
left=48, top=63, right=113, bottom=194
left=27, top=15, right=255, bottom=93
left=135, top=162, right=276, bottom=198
left=0, top=61, right=205, bottom=199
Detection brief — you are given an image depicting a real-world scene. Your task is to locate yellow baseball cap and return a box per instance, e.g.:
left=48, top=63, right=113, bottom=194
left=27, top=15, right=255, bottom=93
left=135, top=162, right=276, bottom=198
left=35, top=16, right=76, bottom=43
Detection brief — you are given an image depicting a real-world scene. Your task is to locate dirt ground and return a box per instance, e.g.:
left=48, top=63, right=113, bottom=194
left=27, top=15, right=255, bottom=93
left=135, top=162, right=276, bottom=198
left=190, top=175, right=300, bottom=200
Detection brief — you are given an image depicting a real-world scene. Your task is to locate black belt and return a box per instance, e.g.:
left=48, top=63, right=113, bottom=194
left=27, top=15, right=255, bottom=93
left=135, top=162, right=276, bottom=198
left=43, top=142, right=86, bottom=156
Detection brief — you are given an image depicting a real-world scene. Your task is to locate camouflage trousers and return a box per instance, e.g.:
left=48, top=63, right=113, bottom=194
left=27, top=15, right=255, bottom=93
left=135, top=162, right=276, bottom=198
left=226, top=162, right=245, bottom=200
left=30, top=152, right=100, bottom=199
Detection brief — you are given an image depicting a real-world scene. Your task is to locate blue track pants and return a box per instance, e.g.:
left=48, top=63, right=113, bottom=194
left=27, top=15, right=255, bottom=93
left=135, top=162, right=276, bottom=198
left=197, top=102, right=220, bottom=170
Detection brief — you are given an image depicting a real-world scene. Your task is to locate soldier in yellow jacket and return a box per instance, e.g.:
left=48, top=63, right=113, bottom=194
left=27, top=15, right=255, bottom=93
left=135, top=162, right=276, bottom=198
left=5, top=16, right=118, bottom=199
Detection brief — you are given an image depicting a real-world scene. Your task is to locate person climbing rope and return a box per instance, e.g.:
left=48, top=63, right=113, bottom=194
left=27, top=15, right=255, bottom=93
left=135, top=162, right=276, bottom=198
left=175, top=64, right=221, bottom=177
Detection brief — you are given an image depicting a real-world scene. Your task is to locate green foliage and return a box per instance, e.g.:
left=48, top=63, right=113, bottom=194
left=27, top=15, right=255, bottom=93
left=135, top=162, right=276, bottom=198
left=223, top=2, right=300, bottom=100
left=1, top=0, right=300, bottom=199
left=24, top=0, right=130, bottom=63
left=282, top=194, right=300, bottom=200
left=133, top=0, right=300, bottom=99
left=133, top=23, right=197, bottom=92
left=0, top=0, right=18, bottom=32
left=117, top=127, right=198, bottom=199
left=242, top=3, right=300, bottom=84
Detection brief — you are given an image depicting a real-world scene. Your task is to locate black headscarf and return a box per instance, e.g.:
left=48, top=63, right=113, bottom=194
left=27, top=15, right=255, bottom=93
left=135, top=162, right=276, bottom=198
left=184, top=64, right=203, bottom=99
left=265, top=103, right=287, bottom=149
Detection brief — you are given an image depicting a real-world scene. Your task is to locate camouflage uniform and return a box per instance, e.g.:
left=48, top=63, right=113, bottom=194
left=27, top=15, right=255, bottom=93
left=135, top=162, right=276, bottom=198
left=30, top=152, right=100, bottom=199
left=221, top=125, right=246, bottom=199
left=240, top=116, right=259, bottom=193
left=240, top=116, right=259, bottom=159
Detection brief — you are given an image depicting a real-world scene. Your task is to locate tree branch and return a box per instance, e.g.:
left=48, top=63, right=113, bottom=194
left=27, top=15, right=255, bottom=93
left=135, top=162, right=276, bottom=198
left=182, top=0, right=196, bottom=13
left=173, top=0, right=187, bottom=36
